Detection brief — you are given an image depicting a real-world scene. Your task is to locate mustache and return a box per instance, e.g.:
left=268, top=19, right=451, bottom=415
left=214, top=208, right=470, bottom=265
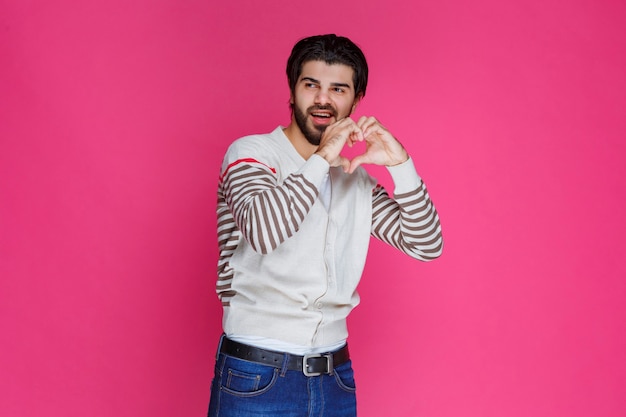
left=307, top=105, right=337, bottom=117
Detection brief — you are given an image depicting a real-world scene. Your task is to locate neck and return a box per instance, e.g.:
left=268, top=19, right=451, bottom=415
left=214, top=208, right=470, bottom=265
left=283, top=121, right=318, bottom=160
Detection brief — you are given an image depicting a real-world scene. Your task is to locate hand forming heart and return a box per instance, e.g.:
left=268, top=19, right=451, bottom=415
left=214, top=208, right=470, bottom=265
left=315, top=116, right=409, bottom=173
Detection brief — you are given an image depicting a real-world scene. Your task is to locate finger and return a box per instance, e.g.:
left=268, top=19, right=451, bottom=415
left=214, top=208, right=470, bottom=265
left=348, top=153, right=369, bottom=173
left=356, top=115, right=371, bottom=128
left=330, top=118, right=360, bottom=141
left=357, top=115, right=377, bottom=127
left=350, top=128, right=364, bottom=144
left=347, top=133, right=356, bottom=147
left=336, top=115, right=356, bottom=128
left=357, top=116, right=380, bottom=139
left=365, top=123, right=393, bottom=143
left=337, top=155, right=351, bottom=173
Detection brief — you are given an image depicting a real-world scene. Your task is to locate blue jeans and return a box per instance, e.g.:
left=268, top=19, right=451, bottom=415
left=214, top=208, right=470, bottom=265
left=207, top=345, right=357, bottom=416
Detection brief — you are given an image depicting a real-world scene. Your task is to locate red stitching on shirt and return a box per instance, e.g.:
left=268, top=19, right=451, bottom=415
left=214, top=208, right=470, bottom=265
left=220, top=158, right=277, bottom=180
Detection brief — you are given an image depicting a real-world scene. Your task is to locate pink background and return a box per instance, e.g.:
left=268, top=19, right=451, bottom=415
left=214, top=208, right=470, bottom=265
left=1, top=1, right=625, bottom=416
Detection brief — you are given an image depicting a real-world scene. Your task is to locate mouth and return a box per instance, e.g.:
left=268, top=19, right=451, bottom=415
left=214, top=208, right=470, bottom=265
left=309, top=109, right=335, bottom=125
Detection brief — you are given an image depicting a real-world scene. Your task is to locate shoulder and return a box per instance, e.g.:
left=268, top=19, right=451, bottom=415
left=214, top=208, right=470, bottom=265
left=224, top=128, right=283, bottom=159
left=228, top=130, right=273, bottom=151
left=230, top=127, right=284, bottom=147
left=221, top=127, right=287, bottom=173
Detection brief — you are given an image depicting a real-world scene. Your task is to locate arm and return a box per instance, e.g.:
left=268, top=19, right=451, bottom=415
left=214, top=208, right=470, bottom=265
left=370, top=158, right=443, bottom=261
left=219, top=154, right=329, bottom=254
left=319, top=115, right=443, bottom=260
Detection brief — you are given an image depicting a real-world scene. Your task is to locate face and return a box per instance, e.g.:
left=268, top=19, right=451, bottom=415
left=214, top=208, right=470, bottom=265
left=291, top=60, right=360, bottom=146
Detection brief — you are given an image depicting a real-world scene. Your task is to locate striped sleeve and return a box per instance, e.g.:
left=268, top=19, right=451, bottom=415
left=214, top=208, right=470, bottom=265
left=370, top=159, right=443, bottom=261
left=219, top=157, right=325, bottom=255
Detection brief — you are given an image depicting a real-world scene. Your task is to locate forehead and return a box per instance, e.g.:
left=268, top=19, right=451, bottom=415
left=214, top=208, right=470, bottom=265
left=299, top=60, right=355, bottom=86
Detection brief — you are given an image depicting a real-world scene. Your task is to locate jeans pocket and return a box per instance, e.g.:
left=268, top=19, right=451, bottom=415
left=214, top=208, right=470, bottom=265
left=220, top=356, right=279, bottom=397
left=333, top=360, right=357, bottom=392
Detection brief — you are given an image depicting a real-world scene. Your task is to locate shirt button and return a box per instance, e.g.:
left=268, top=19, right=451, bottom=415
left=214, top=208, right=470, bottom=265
left=315, top=302, right=323, bottom=309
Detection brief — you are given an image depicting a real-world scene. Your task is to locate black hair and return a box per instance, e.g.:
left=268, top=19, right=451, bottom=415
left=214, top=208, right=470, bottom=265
left=286, top=34, right=368, bottom=102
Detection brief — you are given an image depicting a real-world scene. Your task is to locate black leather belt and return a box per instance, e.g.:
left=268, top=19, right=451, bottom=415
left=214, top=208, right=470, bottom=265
left=219, top=337, right=350, bottom=377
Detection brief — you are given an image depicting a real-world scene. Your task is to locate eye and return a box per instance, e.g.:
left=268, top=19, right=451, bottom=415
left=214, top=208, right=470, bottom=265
left=333, top=87, right=345, bottom=94
left=304, top=82, right=318, bottom=89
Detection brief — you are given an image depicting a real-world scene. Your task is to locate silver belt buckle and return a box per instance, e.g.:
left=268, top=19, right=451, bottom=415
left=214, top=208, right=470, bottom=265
left=302, top=353, right=333, bottom=377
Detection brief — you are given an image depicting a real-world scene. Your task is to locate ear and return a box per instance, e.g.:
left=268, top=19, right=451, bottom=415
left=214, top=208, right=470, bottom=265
left=350, top=94, right=363, bottom=114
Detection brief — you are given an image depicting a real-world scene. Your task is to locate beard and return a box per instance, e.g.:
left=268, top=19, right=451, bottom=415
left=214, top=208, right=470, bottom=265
left=293, top=104, right=337, bottom=146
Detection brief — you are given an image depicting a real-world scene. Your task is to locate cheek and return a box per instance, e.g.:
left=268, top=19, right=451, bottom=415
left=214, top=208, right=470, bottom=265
left=293, top=91, right=312, bottom=108
left=337, top=101, right=356, bottom=116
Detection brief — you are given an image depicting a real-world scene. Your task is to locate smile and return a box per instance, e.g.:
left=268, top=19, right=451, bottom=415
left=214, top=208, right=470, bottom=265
left=310, top=111, right=332, bottom=118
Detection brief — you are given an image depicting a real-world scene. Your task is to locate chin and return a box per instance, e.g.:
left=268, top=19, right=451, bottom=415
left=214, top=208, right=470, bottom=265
left=304, top=135, right=322, bottom=146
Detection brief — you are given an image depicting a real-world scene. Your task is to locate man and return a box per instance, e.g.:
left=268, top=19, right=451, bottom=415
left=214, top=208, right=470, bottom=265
left=208, top=34, right=443, bottom=416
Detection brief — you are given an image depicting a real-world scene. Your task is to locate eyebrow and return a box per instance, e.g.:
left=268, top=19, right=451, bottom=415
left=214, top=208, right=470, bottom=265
left=301, top=77, right=352, bottom=89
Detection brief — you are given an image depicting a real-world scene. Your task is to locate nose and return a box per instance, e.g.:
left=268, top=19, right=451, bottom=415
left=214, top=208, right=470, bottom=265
left=314, top=88, right=330, bottom=105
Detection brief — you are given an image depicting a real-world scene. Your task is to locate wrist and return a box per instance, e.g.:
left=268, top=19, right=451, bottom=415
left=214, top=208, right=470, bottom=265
left=387, top=151, right=409, bottom=167
left=387, top=157, right=421, bottom=192
left=314, top=150, right=333, bottom=164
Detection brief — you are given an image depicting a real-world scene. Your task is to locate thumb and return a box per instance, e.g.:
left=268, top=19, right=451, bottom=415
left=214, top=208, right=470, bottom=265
left=347, top=154, right=368, bottom=174
left=336, top=155, right=351, bottom=173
